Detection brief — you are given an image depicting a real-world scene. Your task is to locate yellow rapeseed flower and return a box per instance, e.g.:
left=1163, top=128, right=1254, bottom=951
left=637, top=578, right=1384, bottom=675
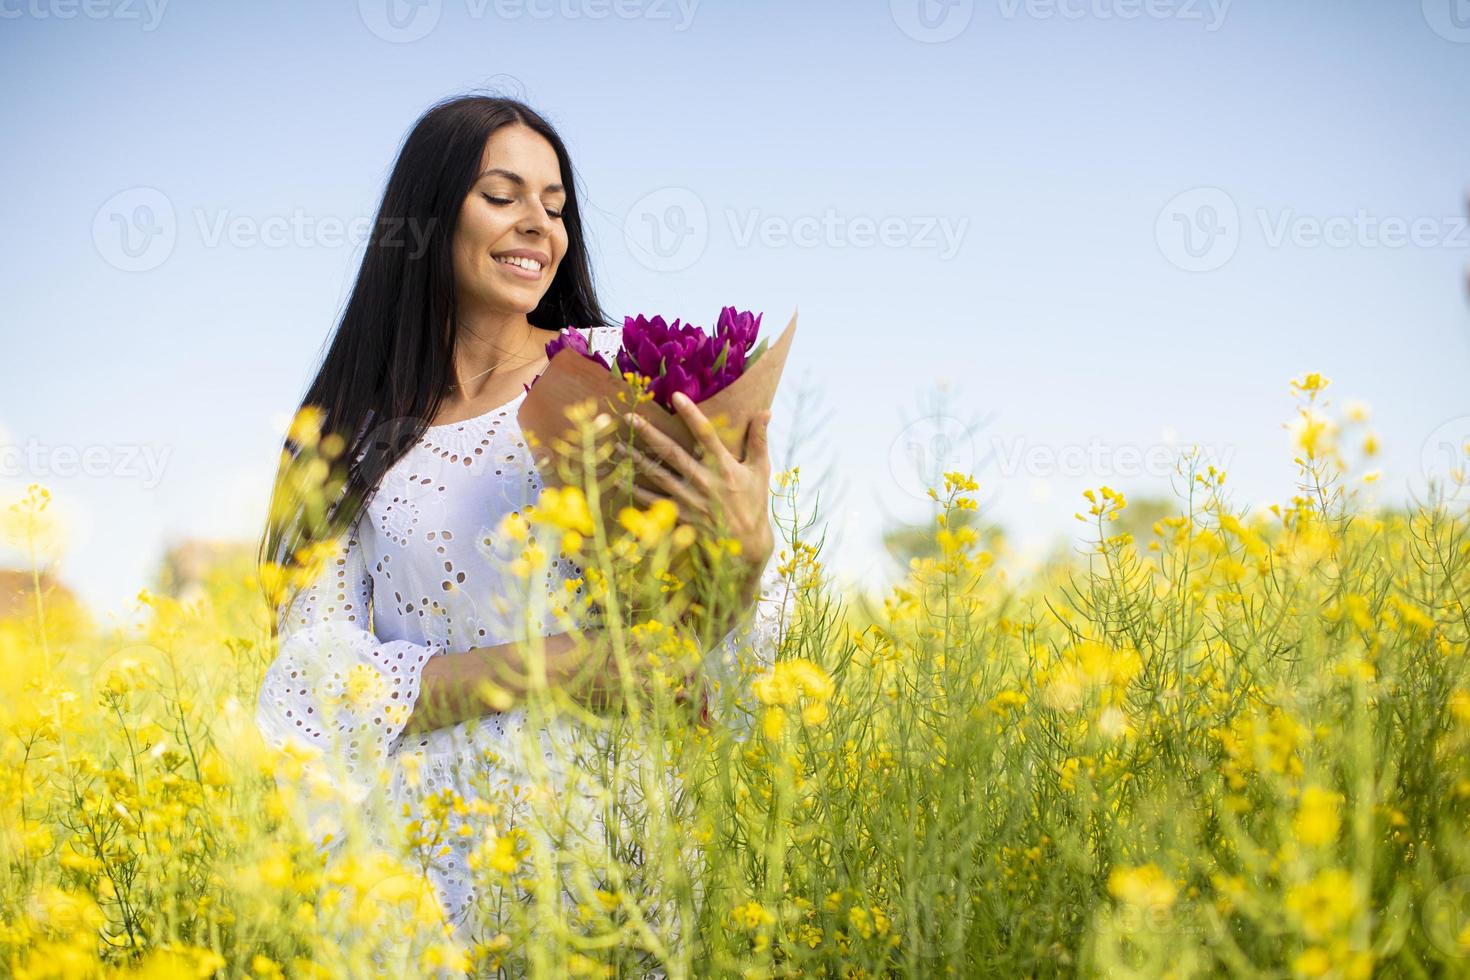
left=532, top=486, right=595, bottom=536
left=287, top=404, right=325, bottom=448
left=1108, top=863, right=1178, bottom=910
left=731, top=900, right=775, bottom=930
left=752, top=659, right=834, bottom=708
left=1286, top=869, right=1359, bottom=941
left=1293, top=785, right=1343, bottom=846
left=1290, top=373, right=1330, bottom=399
left=618, top=498, right=679, bottom=548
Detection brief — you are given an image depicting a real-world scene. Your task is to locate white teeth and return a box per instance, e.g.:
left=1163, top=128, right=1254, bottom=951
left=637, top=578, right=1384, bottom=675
left=496, top=255, right=542, bottom=272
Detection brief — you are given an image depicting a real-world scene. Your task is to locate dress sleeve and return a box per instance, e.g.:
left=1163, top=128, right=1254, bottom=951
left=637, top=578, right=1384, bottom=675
left=254, top=519, right=445, bottom=855
left=587, top=323, right=622, bottom=365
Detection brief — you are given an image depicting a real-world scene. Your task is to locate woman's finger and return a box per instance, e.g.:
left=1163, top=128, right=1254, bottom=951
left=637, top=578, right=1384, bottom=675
left=624, top=444, right=709, bottom=520
left=669, top=392, right=739, bottom=476
left=629, top=482, right=712, bottom=528
left=623, top=412, right=709, bottom=490
left=746, top=409, right=773, bottom=473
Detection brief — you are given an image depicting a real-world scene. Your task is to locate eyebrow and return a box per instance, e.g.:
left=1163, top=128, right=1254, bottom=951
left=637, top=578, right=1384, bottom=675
left=477, top=167, right=565, bottom=194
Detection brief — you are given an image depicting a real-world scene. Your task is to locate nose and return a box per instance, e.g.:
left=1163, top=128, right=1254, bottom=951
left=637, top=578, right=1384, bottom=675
left=518, top=205, right=551, bottom=237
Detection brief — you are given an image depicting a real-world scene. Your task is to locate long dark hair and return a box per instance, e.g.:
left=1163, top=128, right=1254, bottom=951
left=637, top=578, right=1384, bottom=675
left=256, top=95, right=611, bottom=624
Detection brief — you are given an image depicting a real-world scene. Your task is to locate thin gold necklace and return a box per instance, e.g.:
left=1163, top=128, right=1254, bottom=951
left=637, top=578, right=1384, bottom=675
left=446, top=363, right=498, bottom=391
left=447, top=327, right=539, bottom=391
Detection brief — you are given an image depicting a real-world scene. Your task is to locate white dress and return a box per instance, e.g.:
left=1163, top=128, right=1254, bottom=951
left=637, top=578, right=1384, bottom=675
left=253, top=325, right=792, bottom=961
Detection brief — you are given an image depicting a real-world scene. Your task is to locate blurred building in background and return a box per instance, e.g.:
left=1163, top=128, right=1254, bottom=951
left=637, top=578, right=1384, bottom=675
left=0, top=568, right=78, bottom=621
left=152, top=538, right=257, bottom=605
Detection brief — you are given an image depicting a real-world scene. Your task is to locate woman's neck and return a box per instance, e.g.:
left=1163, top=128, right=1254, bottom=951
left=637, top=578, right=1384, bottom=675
left=450, top=311, right=545, bottom=397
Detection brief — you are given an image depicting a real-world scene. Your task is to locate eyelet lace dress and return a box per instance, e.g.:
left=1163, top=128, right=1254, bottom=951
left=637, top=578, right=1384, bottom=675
left=254, top=325, right=794, bottom=966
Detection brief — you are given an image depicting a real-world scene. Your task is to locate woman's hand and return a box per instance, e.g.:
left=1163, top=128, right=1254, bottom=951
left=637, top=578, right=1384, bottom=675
left=618, top=393, right=776, bottom=570
left=614, top=394, right=772, bottom=727
left=582, top=631, right=712, bottom=725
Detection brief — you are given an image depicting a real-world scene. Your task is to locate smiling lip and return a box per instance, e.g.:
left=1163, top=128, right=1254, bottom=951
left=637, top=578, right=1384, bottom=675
left=495, top=258, right=542, bottom=280
left=492, top=248, right=549, bottom=280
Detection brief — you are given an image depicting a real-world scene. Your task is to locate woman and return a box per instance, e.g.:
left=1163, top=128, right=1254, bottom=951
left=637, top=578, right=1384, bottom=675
left=252, top=95, right=790, bottom=964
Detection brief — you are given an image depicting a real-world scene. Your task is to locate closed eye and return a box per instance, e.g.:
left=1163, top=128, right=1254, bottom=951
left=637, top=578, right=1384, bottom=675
left=483, top=192, right=563, bottom=220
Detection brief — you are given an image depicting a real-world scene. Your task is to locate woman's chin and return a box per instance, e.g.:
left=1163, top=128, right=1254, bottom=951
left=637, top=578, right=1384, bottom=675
left=476, top=290, right=546, bottom=317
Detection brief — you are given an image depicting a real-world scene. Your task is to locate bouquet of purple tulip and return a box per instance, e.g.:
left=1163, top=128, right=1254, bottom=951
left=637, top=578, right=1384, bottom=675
left=525, top=306, right=771, bottom=411
left=517, top=304, right=797, bottom=531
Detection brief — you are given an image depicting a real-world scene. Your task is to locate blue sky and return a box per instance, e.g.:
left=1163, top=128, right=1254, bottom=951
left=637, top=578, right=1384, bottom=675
left=2, top=0, right=1469, bottom=618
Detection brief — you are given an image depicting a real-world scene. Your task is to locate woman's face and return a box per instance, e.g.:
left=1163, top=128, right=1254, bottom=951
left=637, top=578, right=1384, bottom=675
left=451, top=122, right=569, bottom=319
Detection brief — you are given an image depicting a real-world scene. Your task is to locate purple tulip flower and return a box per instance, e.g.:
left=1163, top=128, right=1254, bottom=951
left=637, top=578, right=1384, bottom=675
left=522, top=326, right=613, bottom=395
left=545, top=326, right=613, bottom=371
left=526, top=308, right=765, bottom=411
